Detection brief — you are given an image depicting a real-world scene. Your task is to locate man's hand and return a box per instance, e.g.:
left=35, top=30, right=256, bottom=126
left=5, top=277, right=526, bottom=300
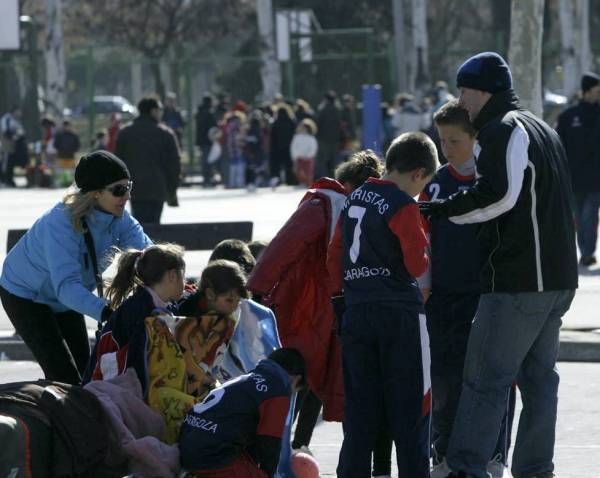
left=418, top=200, right=449, bottom=220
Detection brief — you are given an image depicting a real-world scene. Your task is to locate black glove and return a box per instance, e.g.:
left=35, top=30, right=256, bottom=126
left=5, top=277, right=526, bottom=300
left=101, top=305, right=114, bottom=324
left=418, top=200, right=449, bottom=220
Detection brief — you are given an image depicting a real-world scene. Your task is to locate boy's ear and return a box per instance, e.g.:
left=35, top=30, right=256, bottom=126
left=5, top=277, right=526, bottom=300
left=412, top=167, right=427, bottom=181
left=205, top=287, right=216, bottom=302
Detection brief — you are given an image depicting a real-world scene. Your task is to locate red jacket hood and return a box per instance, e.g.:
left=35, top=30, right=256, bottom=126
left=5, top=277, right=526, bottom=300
left=307, top=177, right=347, bottom=195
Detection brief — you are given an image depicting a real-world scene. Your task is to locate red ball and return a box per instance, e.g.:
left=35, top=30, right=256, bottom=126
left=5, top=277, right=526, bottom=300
left=291, top=452, right=320, bottom=478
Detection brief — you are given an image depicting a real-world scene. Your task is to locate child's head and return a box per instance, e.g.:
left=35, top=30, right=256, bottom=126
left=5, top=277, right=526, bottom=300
left=297, top=118, right=317, bottom=136
left=385, top=132, right=439, bottom=197
left=107, top=243, right=186, bottom=308
left=335, top=149, right=385, bottom=192
left=433, top=99, right=476, bottom=166
left=199, top=259, right=249, bottom=315
left=209, top=239, right=256, bottom=274
left=247, top=240, right=269, bottom=261
left=268, top=347, right=306, bottom=391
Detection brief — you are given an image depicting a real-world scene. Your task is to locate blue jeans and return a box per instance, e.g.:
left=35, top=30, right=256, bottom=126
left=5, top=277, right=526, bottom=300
left=446, top=290, right=575, bottom=478
left=574, top=191, right=600, bottom=258
left=426, top=292, right=516, bottom=464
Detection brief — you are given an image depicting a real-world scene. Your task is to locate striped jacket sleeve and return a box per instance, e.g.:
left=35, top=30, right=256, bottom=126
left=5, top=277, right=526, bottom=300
left=445, top=120, right=530, bottom=224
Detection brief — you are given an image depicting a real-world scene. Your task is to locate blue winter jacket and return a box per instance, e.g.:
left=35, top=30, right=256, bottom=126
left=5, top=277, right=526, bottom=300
left=0, top=202, right=152, bottom=320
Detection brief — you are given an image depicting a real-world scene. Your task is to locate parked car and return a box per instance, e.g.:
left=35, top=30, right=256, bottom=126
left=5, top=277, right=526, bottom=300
left=78, top=95, right=137, bottom=117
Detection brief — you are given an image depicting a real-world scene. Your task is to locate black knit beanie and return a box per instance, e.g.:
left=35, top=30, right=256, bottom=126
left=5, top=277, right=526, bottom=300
left=75, top=150, right=130, bottom=193
left=456, top=51, right=513, bottom=94
left=581, top=72, right=600, bottom=93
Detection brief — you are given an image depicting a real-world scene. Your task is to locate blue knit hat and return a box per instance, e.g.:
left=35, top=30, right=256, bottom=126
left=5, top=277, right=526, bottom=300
left=456, top=52, right=512, bottom=94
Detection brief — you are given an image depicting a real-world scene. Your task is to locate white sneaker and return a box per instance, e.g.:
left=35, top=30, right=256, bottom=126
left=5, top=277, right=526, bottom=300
left=292, top=444, right=314, bottom=456
left=373, top=475, right=392, bottom=478
left=431, top=457, right=452, bottom=478
left=487, top=455, right=511, bottom=478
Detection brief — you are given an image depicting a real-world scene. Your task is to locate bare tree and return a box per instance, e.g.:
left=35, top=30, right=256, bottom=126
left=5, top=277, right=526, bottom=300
left=509, top=0, right=545, bottom=117
left=559, top=0, right=591, bottom=98
left=256, top=0, right=281, bottom=102
left=392, top=0, right=408, bottom=93
left=45, top=0, right=66, bottom=114
left=409, top=0, right=429, bottom=93
left=67, top=0, right=250, bottom=99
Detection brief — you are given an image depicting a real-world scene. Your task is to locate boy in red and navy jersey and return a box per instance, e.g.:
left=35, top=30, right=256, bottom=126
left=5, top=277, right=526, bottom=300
left=178, top=348, right=305, bottom=478
left=327, top=132, right=438, bottom=478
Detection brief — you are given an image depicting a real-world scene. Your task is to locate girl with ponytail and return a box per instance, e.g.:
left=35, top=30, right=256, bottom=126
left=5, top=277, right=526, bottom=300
left=85, top=243, right=186, bottom=393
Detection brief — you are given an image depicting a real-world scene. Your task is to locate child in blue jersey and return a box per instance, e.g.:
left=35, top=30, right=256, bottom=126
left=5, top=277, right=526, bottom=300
left=420, top=100, right=515, bottom=478
left=328, top=132, right=438, bottom=478
left=179, top=347, right=305, bottom=478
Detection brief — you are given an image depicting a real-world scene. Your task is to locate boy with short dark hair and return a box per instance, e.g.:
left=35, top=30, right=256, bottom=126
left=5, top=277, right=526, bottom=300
left=327, top=131, right=438, bottom=478
left=179, top=348, right=305, bottom=478
left=420, top=100, right=514, bottom=478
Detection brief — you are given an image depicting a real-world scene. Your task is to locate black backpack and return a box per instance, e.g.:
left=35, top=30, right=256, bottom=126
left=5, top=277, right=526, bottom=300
left=0, top=380, right=123, bottom=477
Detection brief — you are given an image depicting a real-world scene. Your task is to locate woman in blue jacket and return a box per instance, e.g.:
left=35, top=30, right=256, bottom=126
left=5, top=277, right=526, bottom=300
left=0, top=150, right=151, bottom=384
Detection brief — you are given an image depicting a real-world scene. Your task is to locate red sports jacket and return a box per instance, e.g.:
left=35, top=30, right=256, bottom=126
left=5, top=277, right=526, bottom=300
left=247, top=177, right=347, bottom=421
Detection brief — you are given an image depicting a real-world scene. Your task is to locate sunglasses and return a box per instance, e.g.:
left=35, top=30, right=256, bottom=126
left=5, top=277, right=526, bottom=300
left=105, top=181, right=133, bottom=197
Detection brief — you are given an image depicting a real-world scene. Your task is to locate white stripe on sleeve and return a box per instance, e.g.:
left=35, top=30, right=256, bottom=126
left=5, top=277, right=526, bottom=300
left=450, top=121, right=530, bottom=224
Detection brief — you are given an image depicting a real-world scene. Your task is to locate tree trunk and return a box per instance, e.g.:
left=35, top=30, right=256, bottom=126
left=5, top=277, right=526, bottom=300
left=45, top=0, right=66, bottom=115
left=559, top=0, right=591, bottom=99
left=577, top=0, right=591, bottom=77
left=256, top=0, right=281, bottom=102
left=149, top=61, right=166, bottom=100
left=392, top=0, right=408, bottom=93
left=410, top=0, right=429, bottom=93
left=509, top=0, right=544, bottom=117
left=131, top=62, right=142, bottom=104
left=559, top=0, right=577, bottom=98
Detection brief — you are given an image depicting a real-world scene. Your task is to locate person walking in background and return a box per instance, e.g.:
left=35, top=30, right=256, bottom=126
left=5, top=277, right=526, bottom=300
left=115, top=96, right=181, bottom=224
left=0, top=106, right=27, bottom=187
left=556, top=72, right=600, bottom=267
left=269, top=104, right=296, bottom=187
left=53, top=120, right=81, bottom=163
left=245, top=111, right=268, bottom=189
left=316, top=91, right=342, bottom=178
left=163, top=91, right=185, bottom=147
left=290, top=118, right=318, bottom=188
left=195, top=94, right=217, bottom=188
left=420, top=51, right=578, bottom=478
left=0, top=151, right=151, bottom=385
left=223, top=110, right=247, bottom=189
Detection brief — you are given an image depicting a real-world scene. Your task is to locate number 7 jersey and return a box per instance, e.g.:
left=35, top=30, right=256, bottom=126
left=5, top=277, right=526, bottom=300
left=327, top=177, right=429, bottom=308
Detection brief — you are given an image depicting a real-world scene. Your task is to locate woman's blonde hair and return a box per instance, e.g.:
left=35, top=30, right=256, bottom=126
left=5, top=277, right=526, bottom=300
left=106, top=243, right=186, bottom=309
left=63, top=189, right=97, bottom=232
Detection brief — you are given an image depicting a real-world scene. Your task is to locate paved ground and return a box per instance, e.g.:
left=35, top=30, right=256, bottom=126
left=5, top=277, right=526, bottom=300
left=1, top=360, right=599, bottom=477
